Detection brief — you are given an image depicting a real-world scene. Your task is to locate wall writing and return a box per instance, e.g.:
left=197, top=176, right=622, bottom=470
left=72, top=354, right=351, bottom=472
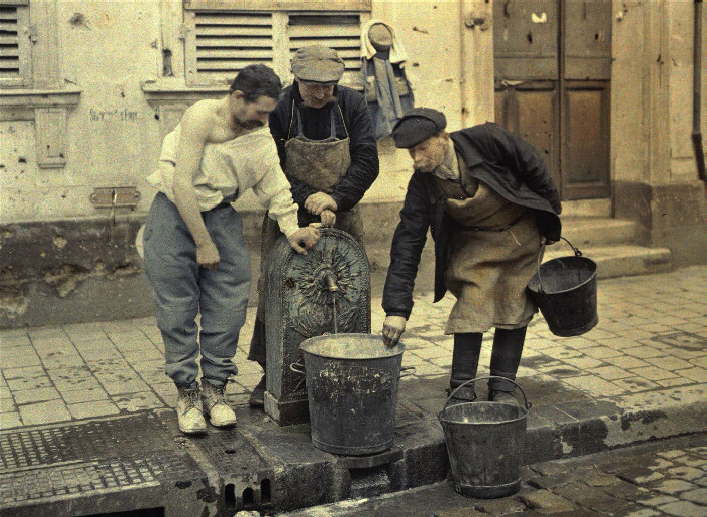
left=89, top=109, right=140, bottom=122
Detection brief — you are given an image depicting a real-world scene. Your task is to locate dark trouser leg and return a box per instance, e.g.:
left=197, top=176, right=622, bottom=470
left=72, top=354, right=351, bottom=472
left=489, top=326, right=527, bottom=394
left=449, top=332, right=482, bottom=400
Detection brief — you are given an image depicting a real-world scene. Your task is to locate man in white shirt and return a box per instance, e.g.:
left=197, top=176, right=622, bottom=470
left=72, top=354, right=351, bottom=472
left=143, top=65, right=319, bottom=435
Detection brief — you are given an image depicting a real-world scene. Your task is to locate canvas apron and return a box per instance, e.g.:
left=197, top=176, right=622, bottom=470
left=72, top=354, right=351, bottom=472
left=436, top=162, right=544, bottom=334
left=250, top=104, right=364, bottom=362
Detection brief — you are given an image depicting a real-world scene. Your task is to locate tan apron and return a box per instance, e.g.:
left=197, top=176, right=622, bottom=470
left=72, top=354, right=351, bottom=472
left=438, top=160, right=544, bottom=334
left=251, top=104, right=364, bottom=360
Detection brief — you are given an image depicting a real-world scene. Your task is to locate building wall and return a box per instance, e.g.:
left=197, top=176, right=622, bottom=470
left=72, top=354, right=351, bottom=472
left=0, top=0, right=489, bottom=222
left=611, top=0, right=706, bottom=266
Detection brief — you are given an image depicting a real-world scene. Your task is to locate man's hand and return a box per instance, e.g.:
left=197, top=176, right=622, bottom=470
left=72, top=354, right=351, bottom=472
left=320, top=209, right=336, bottom=228
left=305, top=192, right=337, bottom=215
left=197, top=240, right=220, bottom=270
left=382, top=315, right=407, bottom=347
left=287, top=226, right=321, bottom=255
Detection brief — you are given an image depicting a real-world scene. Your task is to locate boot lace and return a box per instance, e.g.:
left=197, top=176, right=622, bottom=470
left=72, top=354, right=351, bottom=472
left=181, top=388, right=201, bottom=414
left=205, top=383, right=226, bottom=409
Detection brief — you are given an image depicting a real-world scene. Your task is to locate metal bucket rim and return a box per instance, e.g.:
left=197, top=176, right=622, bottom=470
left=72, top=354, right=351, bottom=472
left=299, top=332, right=405, bottom=360
left=438, top=401, right=529, bottom=426
left=528, top=256, right=598, bottom=296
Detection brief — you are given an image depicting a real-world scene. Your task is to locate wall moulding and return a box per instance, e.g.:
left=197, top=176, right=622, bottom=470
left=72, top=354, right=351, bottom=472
left=141, top=80, right=229, bottom=136
left=0, top=88, right=81, bottom=169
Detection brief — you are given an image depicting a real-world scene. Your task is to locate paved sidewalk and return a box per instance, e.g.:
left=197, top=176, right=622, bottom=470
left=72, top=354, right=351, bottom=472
left=282, top=435, right=707, bottom=517
left=1, top=266, right=705, bottom=430
left=0, top=266, right=705, bottom=515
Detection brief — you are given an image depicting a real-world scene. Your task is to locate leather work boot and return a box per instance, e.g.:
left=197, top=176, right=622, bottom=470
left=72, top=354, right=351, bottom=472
left=447, top=332, right=482, bottom=403
left=176, top=385, right=207, bottom=435
left=446, top=385, right=477, bottom=402
left=488, top=390, right=517, bottom=404
left=201, top=379, right=237, bottom=427
left=248, top=375, right=266, bottom=408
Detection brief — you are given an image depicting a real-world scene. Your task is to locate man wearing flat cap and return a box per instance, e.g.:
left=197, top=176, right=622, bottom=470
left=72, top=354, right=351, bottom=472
left=247, top=45, right=379, bottom=407
left=381, top=108, right=562, bottom=403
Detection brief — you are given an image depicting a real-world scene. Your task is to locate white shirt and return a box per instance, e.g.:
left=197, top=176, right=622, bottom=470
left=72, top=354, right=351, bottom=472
left=147, top=125, right=299, bottom=237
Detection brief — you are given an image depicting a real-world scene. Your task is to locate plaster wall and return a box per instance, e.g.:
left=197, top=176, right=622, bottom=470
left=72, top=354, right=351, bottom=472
left=0, top=0, right=489, bottom=222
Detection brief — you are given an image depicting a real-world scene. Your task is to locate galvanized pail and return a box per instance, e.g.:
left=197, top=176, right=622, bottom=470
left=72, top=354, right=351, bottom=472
left=527, top=237, right=598, bottom=337
left=438, top=376, right=530, bottom=499
left=294, top=333, right=413, bottom=456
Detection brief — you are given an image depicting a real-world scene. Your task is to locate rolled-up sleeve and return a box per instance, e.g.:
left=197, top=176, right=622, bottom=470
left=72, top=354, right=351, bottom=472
left=251, top=140, right=299, bottom=238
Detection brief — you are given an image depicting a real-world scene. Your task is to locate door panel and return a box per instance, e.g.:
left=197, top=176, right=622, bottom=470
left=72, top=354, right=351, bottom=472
left=495, top=81, right=560, bottom=190
left=563, top=81, right=610, bottom=198
left=563, top=0, right=612, bottom=80
left=493, top=0, right=558, bottom=80
left=493, top=0, right=611, bottom=200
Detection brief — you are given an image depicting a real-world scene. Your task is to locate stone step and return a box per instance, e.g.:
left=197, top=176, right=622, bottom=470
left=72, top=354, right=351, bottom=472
left=543, top=244, right=673, bottom=280
left=559, top=217, right=641, bottom=248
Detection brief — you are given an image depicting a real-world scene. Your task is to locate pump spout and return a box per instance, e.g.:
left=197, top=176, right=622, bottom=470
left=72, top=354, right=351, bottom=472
left=321, top=270, right=339, bottom=292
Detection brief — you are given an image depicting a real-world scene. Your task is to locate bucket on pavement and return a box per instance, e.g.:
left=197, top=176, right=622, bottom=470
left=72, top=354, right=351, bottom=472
left=438, top=376, right=530, bottom=499
left=527, top=237, right=598, bottom=337
left=293, top=333, right=414, bottom=456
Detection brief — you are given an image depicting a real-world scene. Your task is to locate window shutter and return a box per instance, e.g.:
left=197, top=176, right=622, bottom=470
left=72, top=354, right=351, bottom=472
left=185, top=11, right=274, bottom=85
left=287, top=13, right=363, bottom=90
left=0, top=4, right=30, bottom=87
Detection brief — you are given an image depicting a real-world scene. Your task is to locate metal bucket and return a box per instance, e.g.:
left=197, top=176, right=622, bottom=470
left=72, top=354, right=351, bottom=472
left=527, top=237, right=598, bottom=337
left=294, top=333, right=412, bottom=456
left=438, top=376, right=530, bottom=499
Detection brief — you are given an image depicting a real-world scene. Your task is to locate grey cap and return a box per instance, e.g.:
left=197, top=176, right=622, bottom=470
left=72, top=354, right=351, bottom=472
left=391, top=108, right=447, bottom=148
left=291, top=45, right=345, bottom=83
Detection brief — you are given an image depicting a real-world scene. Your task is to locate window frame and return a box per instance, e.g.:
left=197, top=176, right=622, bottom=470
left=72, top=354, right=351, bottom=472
left=182, top=1, right=370, bottom=89
left=0, top=0, right=32, bottom=88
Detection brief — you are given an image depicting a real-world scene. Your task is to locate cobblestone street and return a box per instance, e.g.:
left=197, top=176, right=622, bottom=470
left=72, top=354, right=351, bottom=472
left=2, top=266, right=704, bottom=429
left=0, top=267, right=705, bottom=517
left=283, top=436, right=707, bottom=517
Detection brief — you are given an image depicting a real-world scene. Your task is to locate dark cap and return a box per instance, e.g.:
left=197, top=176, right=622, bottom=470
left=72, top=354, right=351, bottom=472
left=291, top=45, right=345, bottom=83
left=391, top=108, right=447, bottom=148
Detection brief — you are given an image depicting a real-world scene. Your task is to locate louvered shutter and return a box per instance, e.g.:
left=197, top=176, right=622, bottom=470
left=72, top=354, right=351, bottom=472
left=287, top=13, right=363, bottom=90
left=0, top=2, right=30, bottom=87
left=185, top=11, right=275, bottom=85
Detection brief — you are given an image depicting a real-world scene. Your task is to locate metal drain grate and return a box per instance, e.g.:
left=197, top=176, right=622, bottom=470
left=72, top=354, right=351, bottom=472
left=0, top=413, right=203, bottom=508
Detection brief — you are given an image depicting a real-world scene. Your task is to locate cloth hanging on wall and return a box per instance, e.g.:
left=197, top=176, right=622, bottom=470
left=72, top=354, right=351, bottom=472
left=361, top=20, right=415, bottom=140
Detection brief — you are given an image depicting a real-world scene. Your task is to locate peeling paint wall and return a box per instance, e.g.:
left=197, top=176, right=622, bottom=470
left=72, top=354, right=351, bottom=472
left=0, top=0, right=485, bottom=221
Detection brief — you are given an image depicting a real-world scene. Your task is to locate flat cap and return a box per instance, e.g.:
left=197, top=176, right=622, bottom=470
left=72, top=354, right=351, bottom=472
left=291, top=45, right=345, bottom=83
left=391, top=108, right=447, bottom=148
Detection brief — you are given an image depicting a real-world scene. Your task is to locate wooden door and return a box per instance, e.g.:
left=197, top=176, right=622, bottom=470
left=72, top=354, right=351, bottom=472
left=493, top=0, right=611, bottom=200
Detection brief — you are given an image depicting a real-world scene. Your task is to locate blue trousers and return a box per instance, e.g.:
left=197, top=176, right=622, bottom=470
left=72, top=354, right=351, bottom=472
left=143, top=192, right=250, bottom=388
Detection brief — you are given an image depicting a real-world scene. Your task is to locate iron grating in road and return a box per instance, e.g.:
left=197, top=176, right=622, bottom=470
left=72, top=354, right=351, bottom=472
left=0, top=412, right=204, bottom=510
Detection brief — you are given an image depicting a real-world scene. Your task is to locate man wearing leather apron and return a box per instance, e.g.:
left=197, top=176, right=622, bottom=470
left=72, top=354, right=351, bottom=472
left=380, top=108, right=562, bottom=403
left=248, top=46, right=379, bottom=407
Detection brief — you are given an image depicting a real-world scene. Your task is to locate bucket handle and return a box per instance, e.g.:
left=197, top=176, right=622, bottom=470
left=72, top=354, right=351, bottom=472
left=443, top=376, right=531, bottom=410
left=290, top=359, right=305, bottom=375
left=289, top=359, right=306, bottom=392
left=537, top=236, right=583, bottom=294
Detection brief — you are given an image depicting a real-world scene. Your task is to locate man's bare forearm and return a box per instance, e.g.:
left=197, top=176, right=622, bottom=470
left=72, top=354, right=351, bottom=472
left=173, top=175, right=212, bottom=247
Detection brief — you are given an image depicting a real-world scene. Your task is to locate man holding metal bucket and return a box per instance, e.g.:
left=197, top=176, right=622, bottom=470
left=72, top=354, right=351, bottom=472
left=381, top=108, right=561, bottom=403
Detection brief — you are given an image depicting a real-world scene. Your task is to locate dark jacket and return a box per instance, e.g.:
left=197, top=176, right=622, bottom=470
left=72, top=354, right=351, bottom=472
left=269, top=82, right=379, bottom=214
left=382, top=122, right=562, bottom=319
